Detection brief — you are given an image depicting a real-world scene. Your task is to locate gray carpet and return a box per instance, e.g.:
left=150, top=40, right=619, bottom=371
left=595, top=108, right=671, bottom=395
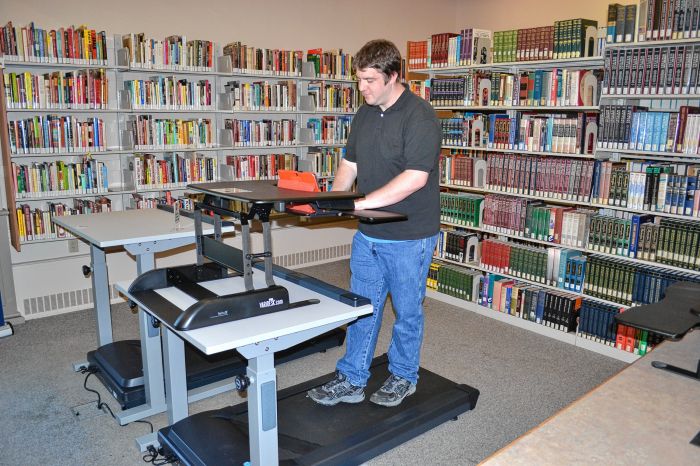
left=0, top=260, right=626, bottom=465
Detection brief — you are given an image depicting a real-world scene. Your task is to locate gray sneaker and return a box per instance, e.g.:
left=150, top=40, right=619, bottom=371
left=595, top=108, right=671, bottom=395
left=307, top=372, right=365, bottom=406
left=369, top=374, right=416, bottom=407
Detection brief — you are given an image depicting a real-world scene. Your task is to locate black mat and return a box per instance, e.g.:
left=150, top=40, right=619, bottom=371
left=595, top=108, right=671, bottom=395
left=159, top=355, right=479, bottom=465
left=87, top=329, right=345, bottom=410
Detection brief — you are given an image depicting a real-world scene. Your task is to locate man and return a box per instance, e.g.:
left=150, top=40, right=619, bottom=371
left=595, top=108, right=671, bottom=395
left=307, top=39, right=441, bottom=407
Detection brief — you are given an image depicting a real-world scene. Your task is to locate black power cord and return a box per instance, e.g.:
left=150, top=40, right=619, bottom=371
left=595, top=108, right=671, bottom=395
left=79, top=366, right=171, bottom=464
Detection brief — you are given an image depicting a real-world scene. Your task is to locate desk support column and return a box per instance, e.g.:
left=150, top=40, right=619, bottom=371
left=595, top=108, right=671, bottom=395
left=248, top=353, right=277, bottom=466
left=90, top=245, right=112, bottom=347
left=163, top=327, right=188, bottom=424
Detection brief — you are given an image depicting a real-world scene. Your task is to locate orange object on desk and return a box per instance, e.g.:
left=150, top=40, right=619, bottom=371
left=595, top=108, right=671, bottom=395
left=278, top=170, right=319, bottom=215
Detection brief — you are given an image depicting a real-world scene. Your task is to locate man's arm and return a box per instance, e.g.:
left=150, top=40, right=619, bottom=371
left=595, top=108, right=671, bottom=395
left=354, top=169, right=429, bottom=210
left=331, top=159, right=358, bottom=191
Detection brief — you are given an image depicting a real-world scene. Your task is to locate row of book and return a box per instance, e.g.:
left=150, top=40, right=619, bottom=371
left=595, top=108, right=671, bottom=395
left=124, top=76, right=213, bottom=110
left=128, top=116, right=214, bottom=150
left=606, top=3, right=639, bottom=43
left=223, top=42, right=304, bottom=76
left=587, top=214, right=700, bottom=270
left=306, top=48, right=354, bottom=80
left=603, top=45, right=700, bottom=96
left=598, top=105, right=700, bottom=154
left=222, top=153, right=299, bottom=181
left=11, top=159, right=109, bottom=199
left=306, top=81, right=360, bottom=112
left=441, top=189, right=700, bottom=270
left=296, top=147, right=344, bottom=178
left=16, top=198, right=112, bottom=242
left=437, top=229, right=480, bottom=264
left=484, top=154, right=595, bottom=202
left=440, top=229, right=700, bottom=307
left=579, top=300, right=661, bottom=355
left=439, top=152, right=700, bottom=218
left=584, top=255, right=700, bottom=305
left=439, top=193, right=484, bottom=227
left=128, top=192, right=197, bottom=210
left=483, top=196, right=593, bottom=249
left=121, top=33, right=214, bottom=71
left=8, top=116, right=106, bottom=154
left=493, top=19, right=599, bottom=63
left=440, top=112, right=597, bottom=155
left=439, top=151, right=486, bottom=188
left=4, top=69, right=109, bottom=110
left=223, top=79, right=296, bottom=111
left=306, top=116, right=352, bottom=145
left=637, top=0, right=700, bottom=41
left=127, top=152, right=217, bottom=189
left=0, top=21, right=108, bottom=64
left=408, top=29, right=492, bottom=69
left=428, top=69, right=600, bottom=108
left=592, top=160, right=700, bottom=216
left=224, top=118, right=296, bottom=147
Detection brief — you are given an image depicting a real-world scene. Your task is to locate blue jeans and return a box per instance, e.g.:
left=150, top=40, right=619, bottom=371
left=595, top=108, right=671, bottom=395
left=336, top=232, right=439, bottom=387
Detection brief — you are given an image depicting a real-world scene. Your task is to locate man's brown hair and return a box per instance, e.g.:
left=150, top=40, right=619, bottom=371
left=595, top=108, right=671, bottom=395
left=353, top=39, right=402, bottom=83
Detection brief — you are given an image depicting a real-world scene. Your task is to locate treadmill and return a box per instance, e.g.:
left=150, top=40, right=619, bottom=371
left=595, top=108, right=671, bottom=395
left=123, top=178, right=480, bottom=465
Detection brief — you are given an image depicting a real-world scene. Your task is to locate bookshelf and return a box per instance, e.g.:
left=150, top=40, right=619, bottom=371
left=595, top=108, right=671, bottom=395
left=410, top=10, right=700, bottom=362
left=1, top=25, right=358, bottom=251
left=0, top=22, right=359, bottom=319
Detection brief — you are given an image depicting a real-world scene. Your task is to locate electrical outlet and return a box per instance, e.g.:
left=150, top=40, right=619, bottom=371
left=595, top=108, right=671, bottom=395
left=68, top=239, right=79, bottom=253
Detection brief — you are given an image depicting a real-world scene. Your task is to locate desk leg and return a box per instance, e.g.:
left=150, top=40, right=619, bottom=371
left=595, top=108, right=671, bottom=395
left=135, top=251, right=155, bottom=275
left=117, top=307, right=166, bottom=426
left=248, top=353, right=278, bottom=466
left=163, top=327, right=188, bottom=424
left=91, top=245, right=112, bottom=347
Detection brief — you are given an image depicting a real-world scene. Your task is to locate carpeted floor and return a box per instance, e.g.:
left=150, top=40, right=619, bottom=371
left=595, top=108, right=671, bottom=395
left=0, top=260, right=626, bottom=465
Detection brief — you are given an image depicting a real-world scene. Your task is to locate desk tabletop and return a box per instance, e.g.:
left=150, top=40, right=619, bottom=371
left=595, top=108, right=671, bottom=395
left=481, top=331, right=700, bottom=465
left=188, top=180, right=362, bottom=203
left=116, top=272, right=372, bottom=355
left=52, top=208, right=234, bottom=248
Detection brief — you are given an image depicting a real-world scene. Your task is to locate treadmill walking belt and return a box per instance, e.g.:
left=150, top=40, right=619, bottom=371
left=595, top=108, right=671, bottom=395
left=159, top=355, right=479, bottom=466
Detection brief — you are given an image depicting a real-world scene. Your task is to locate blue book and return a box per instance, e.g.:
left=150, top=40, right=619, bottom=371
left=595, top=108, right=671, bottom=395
left=557, top=249, right=577, bottom=288
left=643, top=112, right=655, bottom=151
left=685, top=175, right=698, bottom=215
left=535, top=290, right=546, bottom=323
left=659, top=112, right=670, bottom=152
left=651, top=112, right=663, bottom=152
left=629, top=112, right=640, bottom=150
left=504, top=285, right=513, bottom=314
left=533, top=70, right=543, bottom=105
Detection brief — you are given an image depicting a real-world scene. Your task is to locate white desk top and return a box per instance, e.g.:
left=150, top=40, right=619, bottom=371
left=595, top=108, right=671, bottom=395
left=116, top=272, right=372, bottom=355
left=52, top=209, right=235, bottom=248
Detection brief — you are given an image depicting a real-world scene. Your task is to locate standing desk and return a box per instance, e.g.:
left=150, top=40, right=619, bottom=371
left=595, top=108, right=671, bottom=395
left=53, top=208, right=236, bottom=424
left=117, top=272, right=372, bottom=462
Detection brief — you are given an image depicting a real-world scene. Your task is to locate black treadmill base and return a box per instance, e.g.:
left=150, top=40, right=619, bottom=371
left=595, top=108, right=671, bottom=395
left=87, top=329, right=346, bottom=410
left=159, top=355, right=479, bottom=466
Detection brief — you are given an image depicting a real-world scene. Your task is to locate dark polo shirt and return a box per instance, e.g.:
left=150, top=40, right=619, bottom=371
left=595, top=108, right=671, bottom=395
left=345, top=86, right=441, bottom=240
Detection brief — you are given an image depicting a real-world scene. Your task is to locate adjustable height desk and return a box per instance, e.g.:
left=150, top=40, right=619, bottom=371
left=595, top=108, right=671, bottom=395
left=119, top=180, right=479, bottom=465
left=53, top=208, right=235, bottom=424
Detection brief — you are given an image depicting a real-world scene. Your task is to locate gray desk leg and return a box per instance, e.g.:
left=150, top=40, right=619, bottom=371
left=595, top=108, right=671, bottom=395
left=135, top=326, right=188, bottom=452
left=248, top=353, right=278, bottom=466
left=136, top=251, right=155, bottom=275
left=163, top=327, right=188, bottom=424
left=73, top=245, right=112, bottom=372
left=117, top=307, right=166, bottom=426
left=91, top=245, right=113, bottom=347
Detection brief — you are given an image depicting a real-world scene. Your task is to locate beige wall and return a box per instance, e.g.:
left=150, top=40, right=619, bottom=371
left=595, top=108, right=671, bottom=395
left=454, top=0, right=636, bottom=32
left=0, top=0, right=460, bottom=55
left=1, top=0, right=642, bottom=57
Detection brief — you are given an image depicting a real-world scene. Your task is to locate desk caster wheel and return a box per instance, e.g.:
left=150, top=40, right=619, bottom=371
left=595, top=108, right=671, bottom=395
left=82, top=265, right=92, bottom=277
left=234, top=375, right=251, bottom=391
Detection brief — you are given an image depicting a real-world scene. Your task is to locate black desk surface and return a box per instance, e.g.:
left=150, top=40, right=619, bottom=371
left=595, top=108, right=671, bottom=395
left=615, top=281, right=700, bottom=339
left=188, top=180, right=363, bottom=203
